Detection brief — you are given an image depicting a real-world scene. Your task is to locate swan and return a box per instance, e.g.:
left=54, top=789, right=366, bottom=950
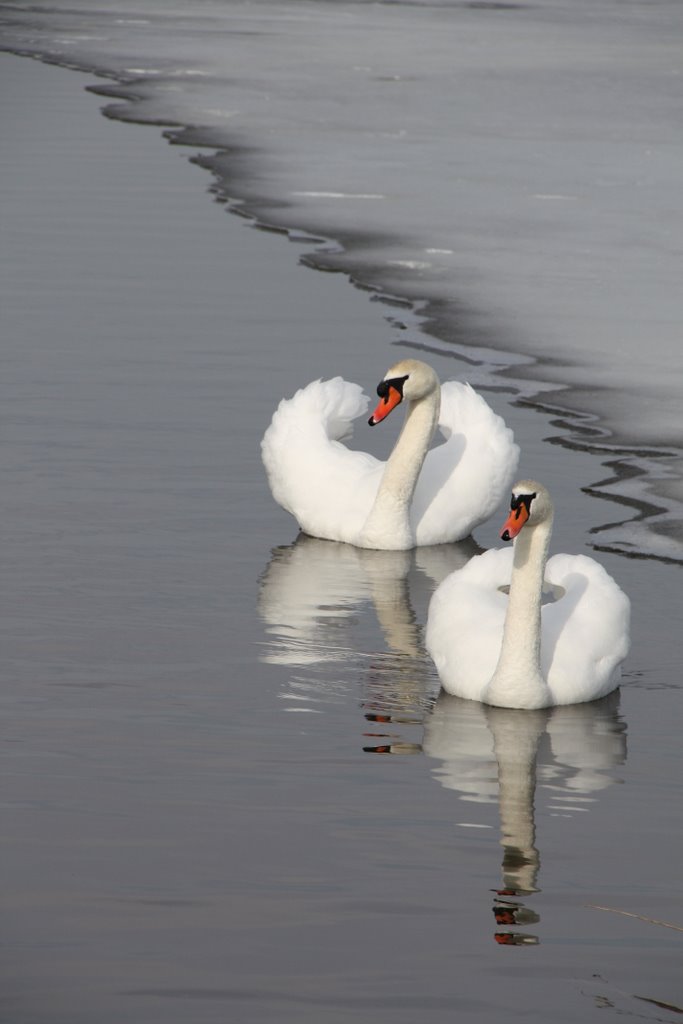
left=425, top=480, right=631, bottom=708
left=261, top=358, right=519, bottom=550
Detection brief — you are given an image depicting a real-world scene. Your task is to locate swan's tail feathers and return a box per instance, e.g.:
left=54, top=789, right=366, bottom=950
left=261, top=377, right=371, bottom=518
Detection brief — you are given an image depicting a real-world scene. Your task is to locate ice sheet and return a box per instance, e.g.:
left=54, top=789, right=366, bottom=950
left=1, top=0, right=682, bottom=558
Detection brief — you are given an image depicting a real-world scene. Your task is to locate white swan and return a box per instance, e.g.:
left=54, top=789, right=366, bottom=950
left=261, top=359, right=518, bottom=550
left=426, top=480, right=631, bottom=708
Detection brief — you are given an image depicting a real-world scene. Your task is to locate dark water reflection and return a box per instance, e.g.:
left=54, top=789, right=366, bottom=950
left=258, top=534, right=628, bottom=947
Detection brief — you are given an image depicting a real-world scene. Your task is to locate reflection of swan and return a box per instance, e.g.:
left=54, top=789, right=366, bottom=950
left=261, top=359, right=518, bottom=549
left=426, top=480, right=631, bottom=708
left=258, top=533, right=480, bottom=665
left=257, top=534, right=480, bottom=721
left=423, top=690, right=627, bottom=940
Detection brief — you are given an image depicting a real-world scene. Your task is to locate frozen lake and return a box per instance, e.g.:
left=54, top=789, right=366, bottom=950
left=1, top=0, right=683, bottom=559
left=0, top=8, right=682, bottom=1023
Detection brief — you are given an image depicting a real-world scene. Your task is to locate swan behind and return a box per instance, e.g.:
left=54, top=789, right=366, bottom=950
left=261, top=359, right=518, bottom=550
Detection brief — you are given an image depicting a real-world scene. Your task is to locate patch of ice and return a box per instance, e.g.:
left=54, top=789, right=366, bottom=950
left=283, top=707, right=324, bottom=713
left=291, top=191, right=384, bottom=199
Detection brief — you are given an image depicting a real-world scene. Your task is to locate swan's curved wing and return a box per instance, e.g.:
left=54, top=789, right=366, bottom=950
left=412, top=382, right=519, bottom=544
left=261, top=378, right=383, bottom=542
left=425, top=547, right=513, bottom=700
left=541, top=554, right=631, bottom=705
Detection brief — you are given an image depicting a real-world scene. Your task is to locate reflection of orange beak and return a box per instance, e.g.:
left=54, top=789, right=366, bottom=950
left=368, top=384, right=403, bottom=426
left=500, top=502, right=529, bottom=541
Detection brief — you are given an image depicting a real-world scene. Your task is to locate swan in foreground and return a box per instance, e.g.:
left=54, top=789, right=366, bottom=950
left=426, top=480, right=630, bottom=708
left=261, top=359, right=518, bottom=549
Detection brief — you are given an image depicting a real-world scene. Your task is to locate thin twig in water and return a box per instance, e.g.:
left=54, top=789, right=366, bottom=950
left=635, top=994, right=683, bottom=1015
left=587, top=904, right=683, bottom=933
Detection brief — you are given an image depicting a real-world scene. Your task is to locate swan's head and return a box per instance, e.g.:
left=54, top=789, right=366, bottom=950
left=368, top=359, right=439, bottom=426
left=500, top=480, right=553, bottom=541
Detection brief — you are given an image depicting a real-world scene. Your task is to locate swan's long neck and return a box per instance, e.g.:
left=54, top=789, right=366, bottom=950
left=485, top=514, right=553, bottom=709
left=361, top=389, right=440, bottom=549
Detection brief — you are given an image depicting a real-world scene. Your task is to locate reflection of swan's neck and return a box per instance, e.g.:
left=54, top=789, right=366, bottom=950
left=358, top=549, right=420, bottom=657
left=488, top=709, right=545, bottom=894
left=361, top=390, right=440, bottom=548
left=486, top=514, right=553, bottom=709
left=370, top=573, right=420, bottom=657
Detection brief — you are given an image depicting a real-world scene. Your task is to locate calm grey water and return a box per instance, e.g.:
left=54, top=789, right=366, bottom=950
left=0, top=44, right=682, bottom=1024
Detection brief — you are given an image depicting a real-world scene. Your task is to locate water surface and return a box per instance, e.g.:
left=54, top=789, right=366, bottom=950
left=1, top=46, right=682, bottom=1024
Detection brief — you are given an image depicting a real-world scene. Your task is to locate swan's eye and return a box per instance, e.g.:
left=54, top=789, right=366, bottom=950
left=376, top=374, right=409, bottom=401
left=510, top=491, right=536, bottom=518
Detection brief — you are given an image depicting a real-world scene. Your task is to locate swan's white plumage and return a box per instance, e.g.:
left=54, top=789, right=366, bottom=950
left=261, top=363, right=518, bottom=549
left=410, top=381, right=516, bottom=545
left=261, top=377, right=380, bottom=545
left=426, top=483, right=631, bottom=708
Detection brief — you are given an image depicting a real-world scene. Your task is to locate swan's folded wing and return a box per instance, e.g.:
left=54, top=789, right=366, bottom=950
left=412, top=382, right=519, bottom=544
left=261, top=377, right=382, bottom=541
left=426, top=548, right=512, bottom=700
left=541, top=553, right=631, bottom=704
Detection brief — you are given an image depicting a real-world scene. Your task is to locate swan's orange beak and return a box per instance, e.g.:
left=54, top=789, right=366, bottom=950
left=368, top=384, right=403, bottom=426
left=500, top=502, right=529, bottom=541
